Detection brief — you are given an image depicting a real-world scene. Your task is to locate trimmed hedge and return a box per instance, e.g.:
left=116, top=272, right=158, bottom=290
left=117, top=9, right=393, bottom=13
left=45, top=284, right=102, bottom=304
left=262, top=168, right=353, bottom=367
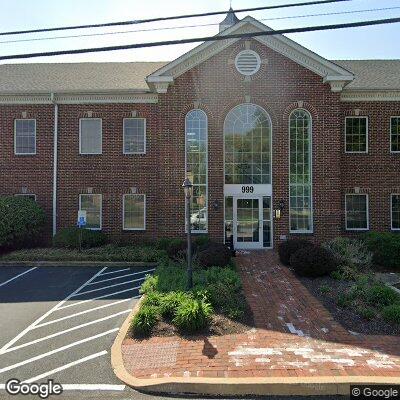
left=197, top=242, right=231, bottom=268
left=0, top=196, right=46, bottom=251
left=53, top=227, right=107, bottom=249
left=278, top=239, right=313, bottom=266
left=363, top=232, right=400, bottom=270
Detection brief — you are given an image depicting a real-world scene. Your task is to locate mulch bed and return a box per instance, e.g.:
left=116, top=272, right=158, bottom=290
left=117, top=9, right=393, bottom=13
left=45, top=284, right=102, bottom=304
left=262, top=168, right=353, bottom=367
left=300, top=275, right=400, bottom=336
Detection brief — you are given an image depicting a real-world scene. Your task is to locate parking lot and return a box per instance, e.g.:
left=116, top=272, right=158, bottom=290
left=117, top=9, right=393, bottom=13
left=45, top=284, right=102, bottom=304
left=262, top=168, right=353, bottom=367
left=0, top=265, right=153, bottom=398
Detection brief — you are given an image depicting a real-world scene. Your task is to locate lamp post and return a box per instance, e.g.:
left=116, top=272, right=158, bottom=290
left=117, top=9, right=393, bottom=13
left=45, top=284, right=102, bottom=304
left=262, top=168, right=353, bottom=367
left=182, top=178, right=193, bottom=290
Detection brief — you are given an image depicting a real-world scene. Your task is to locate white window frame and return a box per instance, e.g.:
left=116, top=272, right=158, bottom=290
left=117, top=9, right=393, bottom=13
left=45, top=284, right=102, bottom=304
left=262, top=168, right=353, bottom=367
left=15, top=193, right=37, bottom=201
left=390, top=116, right=400, bottom=154
left=345, top=116, right=369, bottom=154
left=390, top=193, right=400, bottom=231
left=14, top=119, right=37, bottom=155
left=123, top=118, right=146, bottom=155
left=345, top=193, right=369, bottom=231
left=79, top=194, right=102, bottom=230
left=234, top=50, right=261, bottom=76
left=79, top=118, right=102, bottom=155
left=122, top=194, right=146, bottom=231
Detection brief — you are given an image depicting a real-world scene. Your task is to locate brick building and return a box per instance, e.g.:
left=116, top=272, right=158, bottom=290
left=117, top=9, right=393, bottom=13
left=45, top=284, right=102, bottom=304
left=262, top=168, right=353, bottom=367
left=1, top=12, right=399, bottom=249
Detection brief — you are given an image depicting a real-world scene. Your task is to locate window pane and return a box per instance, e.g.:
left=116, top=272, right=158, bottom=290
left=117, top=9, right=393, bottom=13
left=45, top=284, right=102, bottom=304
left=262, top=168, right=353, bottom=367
left=346, top=117, right=367, bottom=152
left=80, top=194, right=101, bottom=229
left=392, top=194, right=400, bottom=230
left=124, top=118, right=145, bottom=153
left=124, top=194, right=145, bottom=230
left=346, top=194, right=368, bottom=230
left=289, top=110, right=312, bottom=232
left=391, top=117, right=400, bottom=152
left=15, top=119, right=36, bottom=154
left=80, top=119, right=102, bottom=154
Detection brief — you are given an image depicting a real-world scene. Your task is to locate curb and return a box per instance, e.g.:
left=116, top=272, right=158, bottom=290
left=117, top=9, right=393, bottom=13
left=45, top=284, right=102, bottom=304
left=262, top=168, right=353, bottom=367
left=0, top=261, right=157, bottom=268
left=111, top=299, right=400, bottom=396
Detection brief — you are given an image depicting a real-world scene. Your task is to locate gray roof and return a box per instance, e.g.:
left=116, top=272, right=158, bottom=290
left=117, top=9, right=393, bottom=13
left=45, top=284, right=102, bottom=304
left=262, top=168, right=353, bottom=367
left=334, top=60, right=400, bottom=90
left=0, top=62, right=167, bottom=93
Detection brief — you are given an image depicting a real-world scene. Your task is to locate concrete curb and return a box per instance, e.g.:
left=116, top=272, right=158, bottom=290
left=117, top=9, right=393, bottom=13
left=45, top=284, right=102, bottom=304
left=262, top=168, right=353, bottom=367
left=111, top=298, right=400, bottom=396
left=0, top=261, right=157, bottom=268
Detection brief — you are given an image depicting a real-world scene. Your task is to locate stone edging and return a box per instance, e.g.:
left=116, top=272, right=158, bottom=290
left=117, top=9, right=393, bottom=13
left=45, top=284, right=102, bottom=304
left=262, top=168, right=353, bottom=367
left=0, top=261, right=157, bottom=268
left=111, top=297, right=400, bottom=396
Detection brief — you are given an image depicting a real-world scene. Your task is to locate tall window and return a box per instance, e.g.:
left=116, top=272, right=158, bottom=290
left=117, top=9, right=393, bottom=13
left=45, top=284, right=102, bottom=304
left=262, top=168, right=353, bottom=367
left=390, top=117, right=400, bottom=153
left=79, top=118, right=102, bottom=154
left=123, top=118, right=146, bottom=154
left=345, top=194, right=369, bottom=231
left=79, top=194, right=102, bottom=230
left=391, top=194, right=400, bottom=230
left=15, top=119, right=36, bottom=155
left=224, top=104, right=271, bottom=184
left=289, top=109, right=312, bottom=233
left=345, top=117, right=368, bottom=153
left=185, top=109, right=208, bottom=232
left=123, top=194, right=146, bottom=230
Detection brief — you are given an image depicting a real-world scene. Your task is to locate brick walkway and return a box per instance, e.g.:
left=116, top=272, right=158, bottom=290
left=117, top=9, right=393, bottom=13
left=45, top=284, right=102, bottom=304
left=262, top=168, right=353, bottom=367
left=122, top=251, right=400, bottom=379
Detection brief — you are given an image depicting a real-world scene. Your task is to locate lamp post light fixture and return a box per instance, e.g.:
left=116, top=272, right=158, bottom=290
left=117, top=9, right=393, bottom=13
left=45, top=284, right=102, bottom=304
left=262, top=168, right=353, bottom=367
left=182, top=178, right=193, bottom=290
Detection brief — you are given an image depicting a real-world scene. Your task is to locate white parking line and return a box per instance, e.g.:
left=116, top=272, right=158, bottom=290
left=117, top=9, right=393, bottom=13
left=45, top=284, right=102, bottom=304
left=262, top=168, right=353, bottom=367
left=23, top=351, right=107, bottom=383
left=57, top=287, right=141, bottom=310
left=88, top=268, right=155, bottom=285
left=0, top=267, right=107, bottom=354
left=4, top=310, right=131, bottom=353
left=71, top=278, right=144, bottom=297
left=98, top=268, right=131, bottom=276
left=34, top=298, right=132, bottom=329
left=0, top=328, right=118, bottom=374
left=0, top=267, right=37, bottom=288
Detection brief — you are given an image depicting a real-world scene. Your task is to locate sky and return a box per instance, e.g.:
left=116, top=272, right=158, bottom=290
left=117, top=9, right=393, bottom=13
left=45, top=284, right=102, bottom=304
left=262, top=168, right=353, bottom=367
left=0, top=0, right=399, bottom=64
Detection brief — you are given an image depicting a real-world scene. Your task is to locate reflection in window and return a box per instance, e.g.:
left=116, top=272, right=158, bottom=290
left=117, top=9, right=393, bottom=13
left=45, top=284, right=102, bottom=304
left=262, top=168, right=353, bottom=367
left=391, top=194, right=400, bottom=230
left=391, top=117, right=400, bottom=152
left=123, top=118, right=146, bottom=154
left=345, top=117, right=367, bottom=153
left=186, top=109, right=207, bottom=232
left=123, top=194, right=145, bottom=230
left=15, top=119, right=36, bottom=155
left=345, top=194, right=368, bottom=230
left=289, top=109, right=312, bottom=232
left=224, top=104, right=271, bottom=184
left=79, top=194, right=102, bottom=230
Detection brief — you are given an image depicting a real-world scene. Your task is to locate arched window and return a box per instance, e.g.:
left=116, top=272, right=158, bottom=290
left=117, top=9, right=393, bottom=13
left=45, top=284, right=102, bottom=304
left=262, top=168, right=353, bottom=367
left=289, top=109, right=313, bottom=232
left=185, top=109, right=208, bottom=232
left=224, top=104, right=271, bottom=184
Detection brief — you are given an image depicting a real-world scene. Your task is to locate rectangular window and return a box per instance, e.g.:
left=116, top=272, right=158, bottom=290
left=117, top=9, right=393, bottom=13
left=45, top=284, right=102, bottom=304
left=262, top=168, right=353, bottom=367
left=79, top=118, right=102, bottom=154
left=79, top=194, right=102, bottom=230
left=15, top=194, right=37, bottom=201
left=345, top=194, right=369, bottom=230
left=390, top=117, right=400, bottom=153
left=345, top=117, right=368, bottom=153
left=391, top=194, right=400, bottom=230
left=123, top=118, right=146, bottom=154
left=123, top=194, right=146, bottom=230
left=15, top=119, right=36, bottom=155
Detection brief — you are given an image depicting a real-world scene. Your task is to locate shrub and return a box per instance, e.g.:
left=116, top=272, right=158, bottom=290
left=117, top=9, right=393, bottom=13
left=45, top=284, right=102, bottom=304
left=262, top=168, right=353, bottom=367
left=131, top=305, right=159, bottom=336
left=172, top=297, right=213, bottom=333
left=363, top=232, right=400, bottom=270
left=197, top=242, right=231, bottom=268
left=0, top=196, right=46, bottom=251
left=193, top=234, right=210, bottom=250
left=356, top=306, right=376, bottom=321
left=142, top=291, right=164, bottom=307
left=140, top=274, right=159, bottom=294
left=163, top=239, right=194, bottom=260
left=159, top=291, right=191, bottom=319
left=289, top=245, right=338, bottom=278
left=365, top=284, right=400, bottom=308
left=382, top=304, right=400, bottom=325
left=53, top=227, right=107, bottom=249
left=278, top=239, right=313, bottom=266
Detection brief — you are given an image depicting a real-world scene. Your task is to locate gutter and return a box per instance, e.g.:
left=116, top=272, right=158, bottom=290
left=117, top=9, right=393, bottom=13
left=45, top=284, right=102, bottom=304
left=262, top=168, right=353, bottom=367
left=51, top=93, right=58, bottom=237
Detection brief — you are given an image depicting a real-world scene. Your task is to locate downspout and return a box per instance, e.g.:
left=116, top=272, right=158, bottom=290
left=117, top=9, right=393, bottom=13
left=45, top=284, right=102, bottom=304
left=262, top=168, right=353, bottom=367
left=51, top=93, right=58, bottom=236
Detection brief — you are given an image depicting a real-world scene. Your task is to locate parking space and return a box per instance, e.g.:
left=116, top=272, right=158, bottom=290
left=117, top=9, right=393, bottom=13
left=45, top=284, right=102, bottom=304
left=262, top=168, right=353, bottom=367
left=0, top=266, right=154, bottom=398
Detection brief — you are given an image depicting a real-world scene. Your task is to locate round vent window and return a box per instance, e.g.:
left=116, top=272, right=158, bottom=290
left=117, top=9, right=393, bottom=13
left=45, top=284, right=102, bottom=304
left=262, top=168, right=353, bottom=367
left=235, top=50, right=261, bottom=76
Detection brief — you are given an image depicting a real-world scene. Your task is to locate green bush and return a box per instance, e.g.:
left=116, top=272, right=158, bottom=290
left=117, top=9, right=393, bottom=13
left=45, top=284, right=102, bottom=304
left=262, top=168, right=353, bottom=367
left=53, top=227, right=107, bottom=249
left=197, top=242, right=231, bottom=268
left=357, top=306, right=377, bottom=321
left=278, top=239, right=313, bottom=266
left=193, top=234, right=210, bottom=250
left=130, top=305, right=159, bottom=336
left=140, top=274, right=159, bottom=294
left=365, top=284, right=400, bottom=308
left=172, top=297, right=213, bottom=333
left=363, top=232, right=400, bottom=270
left=290, top=245, right=338, bottom=278
left=159, top=291, right=191, bottom=319
left=382, top=304, right=400, bottom=324
left=0, top=196, right=46, bottom=251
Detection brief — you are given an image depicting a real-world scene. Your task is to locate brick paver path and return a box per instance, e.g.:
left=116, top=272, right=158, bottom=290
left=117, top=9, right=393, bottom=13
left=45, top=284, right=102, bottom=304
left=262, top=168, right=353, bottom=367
left=122, top=251, right=400, bottom=379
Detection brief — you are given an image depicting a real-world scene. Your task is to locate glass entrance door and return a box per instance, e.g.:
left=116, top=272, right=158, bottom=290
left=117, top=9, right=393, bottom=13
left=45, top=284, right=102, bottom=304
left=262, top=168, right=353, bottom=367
left=234, top=198, right=262, bottom=249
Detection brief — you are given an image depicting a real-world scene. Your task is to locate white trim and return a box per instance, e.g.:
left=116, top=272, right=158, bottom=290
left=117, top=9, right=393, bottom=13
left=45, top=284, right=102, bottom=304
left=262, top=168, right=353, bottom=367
left=341, top=90, right=400, bottom=102
left=289, top=109, right=313, bottom=234
left=14, top=193, right=37, bottom=201
left=390, top=116, right=400, bottom=154
left=122, top=194, right=146, bottom=231
left=234, top=49, right=261, bottom=76
left=123, top=118, right=146, bottom=155
left=14, top=118, right=36, bottom=155
left=79, top=118, right=102, bottom=155
left=345, top=193, right=369, bottom=231
left=79, top=193, right=102, bottom=230
left=390, top=193, right=400, bottom=231
left=344, top=116, right=369, bottom=154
